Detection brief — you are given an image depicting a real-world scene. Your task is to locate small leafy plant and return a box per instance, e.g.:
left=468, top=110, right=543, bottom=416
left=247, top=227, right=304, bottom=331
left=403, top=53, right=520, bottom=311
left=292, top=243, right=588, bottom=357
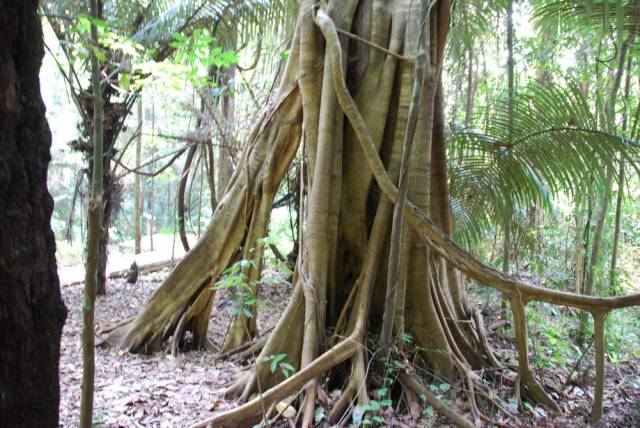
left=214, top=258, right=261, bottom=319
left=262, top=353, right=295, bottom=378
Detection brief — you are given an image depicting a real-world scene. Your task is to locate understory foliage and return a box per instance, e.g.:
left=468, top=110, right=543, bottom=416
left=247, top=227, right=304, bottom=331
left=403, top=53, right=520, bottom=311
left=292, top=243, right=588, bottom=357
left=91, top=1, right=640, bottom=427
left=449, top=81, right=640, bottom=246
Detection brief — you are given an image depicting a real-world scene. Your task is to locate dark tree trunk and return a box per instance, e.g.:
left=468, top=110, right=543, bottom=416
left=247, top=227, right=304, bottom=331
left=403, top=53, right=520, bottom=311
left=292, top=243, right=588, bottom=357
left=97, top=158, right=118, bottom=295
left=0, top=1, right=67, bottom=426
left=80, top=97, right=123, bottom=296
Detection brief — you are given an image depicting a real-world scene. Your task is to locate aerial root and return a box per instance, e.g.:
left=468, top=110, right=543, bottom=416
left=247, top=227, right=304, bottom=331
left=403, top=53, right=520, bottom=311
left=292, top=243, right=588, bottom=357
left=463, top=371, right=484, bottom=426
left=516, top=370, right=560, bottom=411
left=300, top=379, right=318, bottom=428
left=510, top=293, right=561, bottom=412
left=221, top=373, right=249, bottom=401
left=591, top=312, right=606, bottom=425
left=328, top=348, right=369, bottom=424
left=472, top=308, right=503, bottom=368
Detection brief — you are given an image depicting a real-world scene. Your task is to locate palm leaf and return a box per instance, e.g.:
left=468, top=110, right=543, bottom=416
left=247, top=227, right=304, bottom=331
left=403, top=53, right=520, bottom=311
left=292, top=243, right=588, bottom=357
left=449, top=80, right=640, bottom=247
left=533, top=0, right=640, bottom=48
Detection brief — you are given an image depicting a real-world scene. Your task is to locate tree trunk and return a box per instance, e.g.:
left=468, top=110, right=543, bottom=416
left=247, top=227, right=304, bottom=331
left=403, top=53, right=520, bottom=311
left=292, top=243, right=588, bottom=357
left=135, top=99, right=143, bottom=254
left=0, top=1, right=67, bottom=426
left=149, top=103, right=156, bottom=252
left=579, top=169, right=613, bottom=344
left=80, top=2, right=104, bottom=424
left=609, top=163, right=624, bottom=289
left=216, top=37, right=237, bottom=200
left=503, top=0, right=515, bottom=278
left=573, top=197, right=584, bottom=294
left=106, top=1, right=501, bottom=420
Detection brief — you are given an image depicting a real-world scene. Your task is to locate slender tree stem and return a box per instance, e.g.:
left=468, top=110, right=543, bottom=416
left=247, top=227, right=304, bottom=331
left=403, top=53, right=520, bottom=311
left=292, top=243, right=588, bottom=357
left=79, top=0, right=104, bottom=425
left=591, top=312, right=606, bottom=424
left=610, top=55, right=634, bottom=289
left=134, top=98, right=143, bottom=254
left=503, top=0, right=515, bottom=278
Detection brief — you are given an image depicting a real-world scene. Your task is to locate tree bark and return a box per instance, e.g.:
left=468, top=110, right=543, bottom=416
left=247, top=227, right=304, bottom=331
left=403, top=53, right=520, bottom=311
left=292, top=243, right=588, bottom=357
left=216, top=36, right=237, bottom=200
left=79, top=2, right=104, bottom=425
left=134, top=99, right=143, bottom=254
left=0, top=1, right=67, bottom=426
left=178, top=145, right=198, bottom=251
left=503, top=0, right=515, bottom=278
left=105, top=4, right=640, bottom=426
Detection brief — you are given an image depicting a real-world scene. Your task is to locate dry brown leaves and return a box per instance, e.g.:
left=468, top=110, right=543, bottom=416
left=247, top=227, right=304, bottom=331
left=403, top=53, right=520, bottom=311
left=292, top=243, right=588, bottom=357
left=59, top=269, right=290, bottom=427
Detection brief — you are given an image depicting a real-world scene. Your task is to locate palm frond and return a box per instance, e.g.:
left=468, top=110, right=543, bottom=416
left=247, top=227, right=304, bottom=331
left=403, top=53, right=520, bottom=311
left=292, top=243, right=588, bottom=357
left=133, top=0, right=297, bottom=50
left=533, top=0, right=640, bottom=47
left=449, top=80, right=640, bottom=247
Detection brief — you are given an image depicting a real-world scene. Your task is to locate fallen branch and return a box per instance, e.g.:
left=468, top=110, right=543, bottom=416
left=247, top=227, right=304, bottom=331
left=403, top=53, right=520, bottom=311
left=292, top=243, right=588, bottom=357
left=62, top=258, right=178, bottom=287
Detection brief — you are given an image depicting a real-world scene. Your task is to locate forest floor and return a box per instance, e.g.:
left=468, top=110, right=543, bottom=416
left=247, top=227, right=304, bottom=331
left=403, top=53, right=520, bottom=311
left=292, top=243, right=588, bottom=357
left=58, top=271, right=640, bottom=427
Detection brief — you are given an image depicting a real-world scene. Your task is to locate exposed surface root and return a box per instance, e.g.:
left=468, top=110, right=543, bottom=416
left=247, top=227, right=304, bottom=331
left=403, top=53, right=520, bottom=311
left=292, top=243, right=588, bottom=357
left=216, top=335, right=269, bottom=362
left=400, top=372, right=476, bottom=428
left=191, top=338, right=359, bottom=427
left=327, top=348, right=369, bottom=424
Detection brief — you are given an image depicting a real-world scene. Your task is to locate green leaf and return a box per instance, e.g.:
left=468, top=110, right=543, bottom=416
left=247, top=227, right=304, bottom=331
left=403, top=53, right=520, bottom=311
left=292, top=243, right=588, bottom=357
left=91, top=46, right=106, bottom=62
left=90, top=17, right=108, bottom=29
left=280, top=362, right=295, bottom=378
left=119, top=72, right=131, bottom=91
left=368, top=400, right=381, bottom=411
left=172, top=33, right=188, bottom=42
left=439, top=383, right=451, bottom=392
